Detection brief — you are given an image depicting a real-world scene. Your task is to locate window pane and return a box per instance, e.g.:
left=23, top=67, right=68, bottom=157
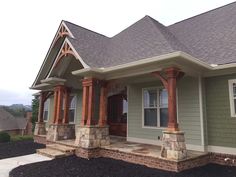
left=144, top=89, right=157, bottom=107
left=233, top=83, right=236, bottom=97
left=234, top=99, right=236, bottom=114
left=160, top=108, right=168, bottom=127
left=144, top=109, right=157, bottom=126
left=160, top=89, right=168, bottom=107
left=44, top=99, right=49, bottom=111
left=43, top=111, right=48, bottom=121
left=69, top=109, right=75, bottom=123
left=70, top=96, right=76, bottom=109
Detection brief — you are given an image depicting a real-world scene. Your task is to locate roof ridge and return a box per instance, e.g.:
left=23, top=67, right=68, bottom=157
left=147, top=16, right=191, bottom=53
left=169, top=1, right=236, bottom=27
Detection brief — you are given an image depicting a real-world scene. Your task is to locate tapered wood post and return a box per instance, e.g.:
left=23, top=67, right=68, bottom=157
left=53, top=85, right=65, bottom=124
left=53, top=88, right=58, bottom=123
left=86, top=80, right=95, bottom=126
left=152, top=67, right=184, bottom=131
left=81, top=83, right=88, bottom=126
left=99, top=81, right=108, bottom=126
left=38, top=92, right=45, bottom=123
left=165, top=68, right=179, bottom=131
left=81, top=78, right=96, bottom=126
left=63, top=88, right=70, bottom=124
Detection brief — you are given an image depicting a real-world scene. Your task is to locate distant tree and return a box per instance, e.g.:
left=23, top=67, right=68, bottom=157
left=2, top=106, right=25, bottom=117
left=31, top=96, right=39, bottom=132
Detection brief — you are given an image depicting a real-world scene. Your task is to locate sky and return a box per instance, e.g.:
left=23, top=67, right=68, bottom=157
left=0, top=0, right=235, bottom=106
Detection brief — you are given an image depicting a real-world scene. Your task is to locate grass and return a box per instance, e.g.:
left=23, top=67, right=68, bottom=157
left=10, top=135, right=33, bottom=142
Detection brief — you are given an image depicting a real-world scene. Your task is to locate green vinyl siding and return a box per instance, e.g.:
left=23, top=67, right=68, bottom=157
left=178, top=77, right=201, bottom=145
left=128, top=76, right=202, bottom=145
left=206, top=73, right=236, bottom=148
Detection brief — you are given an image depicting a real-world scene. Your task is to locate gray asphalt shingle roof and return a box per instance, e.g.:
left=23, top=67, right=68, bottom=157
left=0, top=107, right=27, bottom=131
left=65, top=2, right=236, bottom=68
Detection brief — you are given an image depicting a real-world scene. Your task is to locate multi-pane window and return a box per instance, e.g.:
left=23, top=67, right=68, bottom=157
left=43, top=99, right=50, bottom=122
left=69, top=96, right=76, bottom=123
left=61, top=95, right=77, bottom=123
left=143, top=88, right=168, bottom=128
left=229, top=79, right=236, bottom=117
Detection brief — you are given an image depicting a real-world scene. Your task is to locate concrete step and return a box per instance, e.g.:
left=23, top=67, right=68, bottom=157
left=46, top=144, right=76, bottom=154
left=37, top=148, right=66, bottom=159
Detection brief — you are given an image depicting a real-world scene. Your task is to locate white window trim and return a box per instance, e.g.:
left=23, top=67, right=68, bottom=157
left=43, top=98, right=50, bottom=122
left=142, top=87, right=168, bottom=129
left=228, top=79, right=236, bottom=117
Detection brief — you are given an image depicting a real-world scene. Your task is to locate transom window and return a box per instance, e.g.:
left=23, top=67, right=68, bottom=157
left=228, top=79, right=236, bottom=117
left=43, top=99, right=50, bottom=122
left=143, top=88, right=168, bottom=128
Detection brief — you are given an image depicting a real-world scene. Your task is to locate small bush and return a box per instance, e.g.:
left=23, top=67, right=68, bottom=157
left=0, top=132, right=11, bottom=143
left=11, top=135, right=33, bottom=142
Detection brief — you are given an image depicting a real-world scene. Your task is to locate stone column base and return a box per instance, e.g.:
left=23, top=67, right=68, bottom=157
left=34, top=122, right=46, bottom=135
left=46, top=124, right=75, bottom=141
left=161, top=130, right=187, bottom=161
left=75, top=125, right=110, bottom=149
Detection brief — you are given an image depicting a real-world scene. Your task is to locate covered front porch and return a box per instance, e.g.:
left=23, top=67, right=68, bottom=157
left=36, top=135, right=208, bottom=172
left=32, top=46, right=209, bottom=171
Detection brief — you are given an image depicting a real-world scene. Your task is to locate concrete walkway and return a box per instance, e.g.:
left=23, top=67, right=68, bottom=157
left=0, top=154, right=51, bottom=177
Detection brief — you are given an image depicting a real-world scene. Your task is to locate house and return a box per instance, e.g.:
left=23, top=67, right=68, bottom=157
left=0, top=107, right=32, bottom=135
left=31, top=2, right=236, bottom=171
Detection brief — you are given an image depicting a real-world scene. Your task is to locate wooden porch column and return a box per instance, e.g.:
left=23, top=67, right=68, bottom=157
left=81, top=78, right=96, bottom=126
left=166, top=68, right=179, bottom=131
left=38, top=92, right=46, bottom=123
left=81, top=82, right=88, bottom=126
left=63, top=88, right=70, bottom=124
left=54, top=85, right=65, bottom=124
left=98, top=81, right=108, bottom=126
left=53, top=88, right=58, bottom=123
left=152, top=67, right=184, bottom=131
left=86, top=79, right=95, bottom=126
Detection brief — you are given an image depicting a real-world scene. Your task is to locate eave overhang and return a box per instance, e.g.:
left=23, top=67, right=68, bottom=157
left=72, top=51, right=236, bottom=80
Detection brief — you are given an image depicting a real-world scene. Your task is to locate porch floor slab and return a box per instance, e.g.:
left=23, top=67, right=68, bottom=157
left=102, top=136, right=207, bottom=161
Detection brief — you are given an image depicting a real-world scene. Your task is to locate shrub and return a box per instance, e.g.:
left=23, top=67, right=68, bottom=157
left=11, top=135, right=33, bottom=142
left=0, top=132, right=11, bottom=143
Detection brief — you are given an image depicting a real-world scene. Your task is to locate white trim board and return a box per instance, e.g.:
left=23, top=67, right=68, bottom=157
left=127, top=137, right=206, bottom=152
left=198, top=76, right=205, bottom=146
left=208, top=145, right=236, bottom=155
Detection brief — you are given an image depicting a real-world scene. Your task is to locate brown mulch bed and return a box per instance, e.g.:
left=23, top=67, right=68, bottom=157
left=9, top=155, right=236, bottom=177
left=0, top=140, right=45, bottom=159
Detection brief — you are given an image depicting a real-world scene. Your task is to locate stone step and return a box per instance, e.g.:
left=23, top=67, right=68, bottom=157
left=37, top=148, right=66, bottom=159
left=46, top=144, right=76, bottom=154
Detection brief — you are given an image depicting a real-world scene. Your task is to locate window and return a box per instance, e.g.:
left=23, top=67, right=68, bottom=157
left=229, top=79, right=236, bottom=117
left=143, top=88, right=168, bottom=128
left=43, top=99, right=50, bottom=122
left=69, top=95, right=76, bottom=123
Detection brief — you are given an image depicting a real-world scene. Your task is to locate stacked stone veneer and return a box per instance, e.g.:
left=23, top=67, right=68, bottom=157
left=34, top=122, right=46, bottom=135
left=161, top=131, right=187, bottom=160
left=46, top=124, right=75, bottom=141
left=75, top=126, right=110, bottom=148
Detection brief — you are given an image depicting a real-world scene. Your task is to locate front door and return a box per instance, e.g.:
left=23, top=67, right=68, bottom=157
left=107, top=94, right=127, bottom=137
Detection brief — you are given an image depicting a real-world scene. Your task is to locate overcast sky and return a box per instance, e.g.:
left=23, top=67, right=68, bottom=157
left=0, top=0, right=235, bottom=106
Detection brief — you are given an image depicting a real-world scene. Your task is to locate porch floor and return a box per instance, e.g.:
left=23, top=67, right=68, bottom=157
left=103, top=136, right=207, bottom=161
left=52, top=136, right=207, bottom=161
